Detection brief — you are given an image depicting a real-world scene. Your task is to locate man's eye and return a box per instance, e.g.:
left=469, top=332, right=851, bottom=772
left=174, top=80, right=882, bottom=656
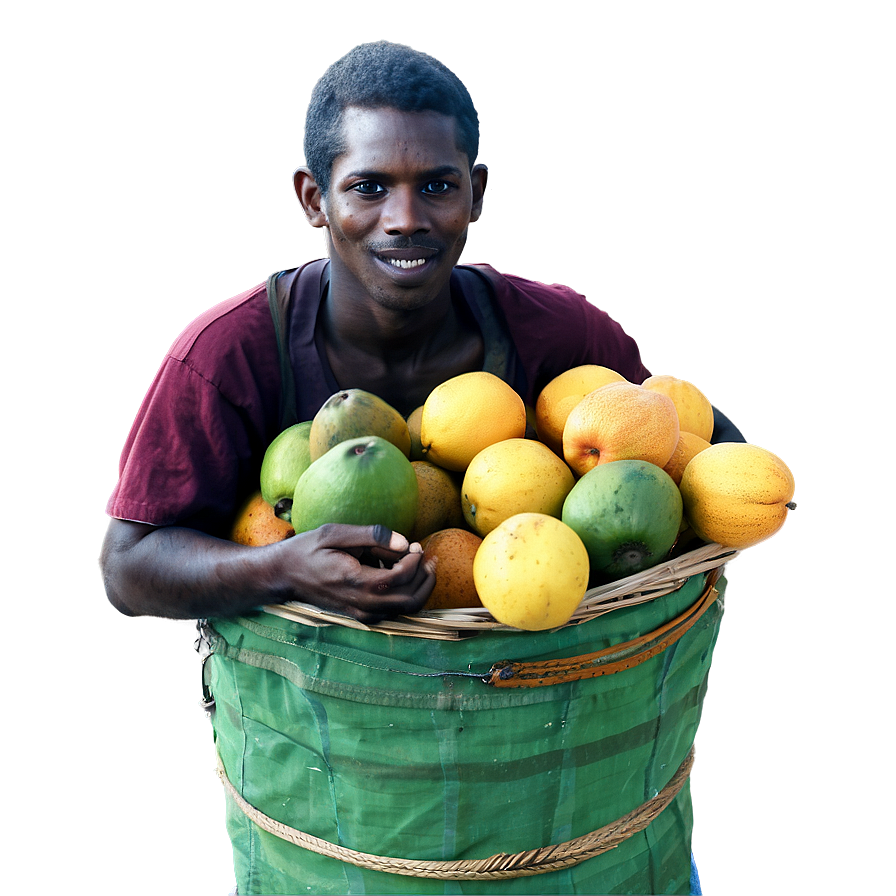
left=423, top=180, right=452, bottom=195
left=352, top=181, right=384, bottom=195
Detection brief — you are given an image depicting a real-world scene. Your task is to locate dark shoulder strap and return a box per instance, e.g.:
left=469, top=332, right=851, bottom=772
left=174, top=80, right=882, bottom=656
left=453, top=265, right=528, bottom=402
left=266, top=272, right=299, bottom=430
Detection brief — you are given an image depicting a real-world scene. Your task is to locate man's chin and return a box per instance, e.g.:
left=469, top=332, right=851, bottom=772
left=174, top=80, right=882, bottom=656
left=368, top=285, right=446, bottom=313
left=367, top=261, right=456, bottom=311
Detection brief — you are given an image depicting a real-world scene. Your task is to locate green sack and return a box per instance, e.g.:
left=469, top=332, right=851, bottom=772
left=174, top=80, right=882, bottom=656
left=203, top=570, right=725, bottom=895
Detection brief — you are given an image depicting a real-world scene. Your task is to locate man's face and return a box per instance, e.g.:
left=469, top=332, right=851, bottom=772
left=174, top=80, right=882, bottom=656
left=317, top=106, right=485, bottom=312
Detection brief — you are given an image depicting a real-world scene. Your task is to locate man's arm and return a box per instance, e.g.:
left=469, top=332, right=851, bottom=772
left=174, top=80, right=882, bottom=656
left=100, top=519, right=436, bottom=623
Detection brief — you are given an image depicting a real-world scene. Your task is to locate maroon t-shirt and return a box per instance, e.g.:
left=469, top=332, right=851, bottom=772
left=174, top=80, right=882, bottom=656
left=106, top=260, right=649, bottom=536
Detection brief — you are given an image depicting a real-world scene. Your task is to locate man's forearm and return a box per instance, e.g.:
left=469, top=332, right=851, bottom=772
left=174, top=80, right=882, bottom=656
left=100, top=518, right=437, bottom=623
left=100, top=519, right=291, bottom=619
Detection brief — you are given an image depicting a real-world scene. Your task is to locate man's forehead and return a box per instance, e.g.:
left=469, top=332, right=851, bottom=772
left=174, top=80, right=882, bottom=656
left=336, top=106, right=464, bottom=161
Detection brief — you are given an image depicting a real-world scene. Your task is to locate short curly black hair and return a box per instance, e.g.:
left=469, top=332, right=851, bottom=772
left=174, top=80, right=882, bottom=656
left=304, top=41, right=480, bottom=195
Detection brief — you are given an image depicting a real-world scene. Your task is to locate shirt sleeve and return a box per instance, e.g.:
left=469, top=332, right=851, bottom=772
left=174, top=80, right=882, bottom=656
left=473, top=266, right=651, bottom=404
left=105, top=286, right=281, bottom=536
left=106, top=358, right=264, bottom=534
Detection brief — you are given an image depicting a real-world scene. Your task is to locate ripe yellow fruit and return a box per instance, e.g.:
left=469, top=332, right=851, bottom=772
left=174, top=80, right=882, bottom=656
left=420, top=528, right=483, bottom=610
left=562, top=381, right=680, bottom=476
left=420, top=372, right=527, bottom=472
left=229, top=491, right=295, bottom=546
left=409, top=461, right=466, bottom=542
left=663, top=431, right=713, bottom=486
left=462, top=438, right=575, bottom=537
left=535, top=365, right=627, bottom=455
left=473, top=513, right=590, bottom=631
left=641, top=375, right=714, bottom=442
left=680, top=443, right=796, bottom=549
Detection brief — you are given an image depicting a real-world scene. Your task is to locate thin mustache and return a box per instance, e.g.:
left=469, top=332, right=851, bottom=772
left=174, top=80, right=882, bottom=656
left=367, top=238, right=443, bottom=253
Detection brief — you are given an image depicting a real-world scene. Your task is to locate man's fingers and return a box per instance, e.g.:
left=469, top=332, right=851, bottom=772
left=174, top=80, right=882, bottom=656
left=315, top=523, right=410, bottom=555
left=370, top=524, right=412, bottom=554
left=368, top=540, right=422, bottom=565
left=361, top=550, right=437, bottom=612
left=365, top=548, right=426, bottom=589
left=284, top=524, right=435, bottom=623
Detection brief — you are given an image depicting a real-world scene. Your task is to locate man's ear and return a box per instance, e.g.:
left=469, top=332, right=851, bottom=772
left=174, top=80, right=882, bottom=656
left=469, top=163, right=488, bottom=223
left=293, top=167, right=328, bottom=228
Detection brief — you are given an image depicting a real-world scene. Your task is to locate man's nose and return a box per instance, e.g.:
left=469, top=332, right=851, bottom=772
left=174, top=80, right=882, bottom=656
left=382, top=189, right=430, bottom=236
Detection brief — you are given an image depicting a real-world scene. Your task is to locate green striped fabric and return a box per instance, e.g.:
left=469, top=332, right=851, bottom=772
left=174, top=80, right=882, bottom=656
left=206, top=572, right=725, bottom=895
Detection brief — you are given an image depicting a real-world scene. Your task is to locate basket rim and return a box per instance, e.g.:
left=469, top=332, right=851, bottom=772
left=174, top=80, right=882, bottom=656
left=263, top=541, right=738, bottom=641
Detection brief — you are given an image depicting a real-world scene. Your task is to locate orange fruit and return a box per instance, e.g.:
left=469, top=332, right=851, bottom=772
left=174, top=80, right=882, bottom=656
left=420, top=372, right=527, bottom=472
left=229, top=491, right=295, bottom=546
left=461, top=438, right=575, bottom=536
left=473, top=513, right=590, bottom=631
left=535, top=365, right=627, bottom=455
left=663, top=431, right=713, bottom=485
left=641, top=375, right=714, bottom=442
left=409, top=461, right=466, bottom=542
left=420, top=528, right=483, bottom=610
left=680, top=443, right=796, bottom=549
left=562, top=381, right=680, bottom=476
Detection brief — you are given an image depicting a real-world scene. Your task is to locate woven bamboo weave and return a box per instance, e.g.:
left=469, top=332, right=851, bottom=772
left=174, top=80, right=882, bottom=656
left=265, top=541, right=738, bottom=640
left=217, top=746, right=695, bottom=880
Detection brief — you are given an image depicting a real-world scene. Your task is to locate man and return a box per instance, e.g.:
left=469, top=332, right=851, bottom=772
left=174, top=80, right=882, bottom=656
left=104, top=41, right=735, bottom=623
left=103, top=40, right=732, bottom=894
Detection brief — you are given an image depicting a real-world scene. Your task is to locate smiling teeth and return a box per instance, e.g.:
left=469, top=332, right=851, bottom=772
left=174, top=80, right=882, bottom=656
left=386, top=258, right=426, bottom=269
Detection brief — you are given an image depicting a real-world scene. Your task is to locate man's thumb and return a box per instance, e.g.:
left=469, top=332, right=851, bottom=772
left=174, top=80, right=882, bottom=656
left=371, top=525, right=409, bottom=553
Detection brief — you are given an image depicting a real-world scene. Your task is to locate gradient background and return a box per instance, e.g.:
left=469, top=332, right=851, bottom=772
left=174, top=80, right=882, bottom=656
left=4, top=3, right=892, bottom=893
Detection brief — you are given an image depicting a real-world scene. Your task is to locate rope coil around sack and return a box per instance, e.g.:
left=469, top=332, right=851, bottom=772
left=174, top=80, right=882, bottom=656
left=216, top=745, right=695, bottom=880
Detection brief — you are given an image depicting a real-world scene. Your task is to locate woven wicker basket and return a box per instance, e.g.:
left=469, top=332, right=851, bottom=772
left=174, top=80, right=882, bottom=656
left=265, top=540, right=738, bottom=641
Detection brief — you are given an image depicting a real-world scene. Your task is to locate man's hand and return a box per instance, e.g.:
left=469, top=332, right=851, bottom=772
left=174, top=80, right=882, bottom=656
left=100, top=518, right=436, bottom=622
left=282, top=523, right=437, bottom=623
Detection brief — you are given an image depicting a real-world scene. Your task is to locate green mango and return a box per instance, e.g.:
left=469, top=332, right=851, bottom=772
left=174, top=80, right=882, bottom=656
left=292, top=436, right=419, bottom=537
left=562, top=460, right=683, bottom=585
left=310, top=389, right=411, bottom=461
left=259, top=421, right=313, bottom=521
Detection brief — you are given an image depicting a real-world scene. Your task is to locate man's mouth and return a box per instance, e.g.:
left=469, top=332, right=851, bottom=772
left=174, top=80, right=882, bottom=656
left=384, top=257, right=427, bottom=270
left=372, top=244, right=441, bottom=273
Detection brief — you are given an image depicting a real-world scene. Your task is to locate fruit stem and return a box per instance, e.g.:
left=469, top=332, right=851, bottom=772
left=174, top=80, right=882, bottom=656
left=785, top=501, right=797, bottom=510
left=274, top=498, right=293, bottom=522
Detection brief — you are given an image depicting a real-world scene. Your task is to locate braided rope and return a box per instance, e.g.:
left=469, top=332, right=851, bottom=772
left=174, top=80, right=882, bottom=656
left=217, top=746, right=694, bottom=880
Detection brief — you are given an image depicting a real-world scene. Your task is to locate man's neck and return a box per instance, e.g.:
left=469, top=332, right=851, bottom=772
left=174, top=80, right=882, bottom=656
left=320, top=264, right=483, bottom=415
left=324, top=284, right=455, bottom=359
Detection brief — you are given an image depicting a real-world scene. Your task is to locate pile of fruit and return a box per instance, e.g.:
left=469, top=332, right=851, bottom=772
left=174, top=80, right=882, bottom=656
left=231, top=367, right=796, bottom=631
